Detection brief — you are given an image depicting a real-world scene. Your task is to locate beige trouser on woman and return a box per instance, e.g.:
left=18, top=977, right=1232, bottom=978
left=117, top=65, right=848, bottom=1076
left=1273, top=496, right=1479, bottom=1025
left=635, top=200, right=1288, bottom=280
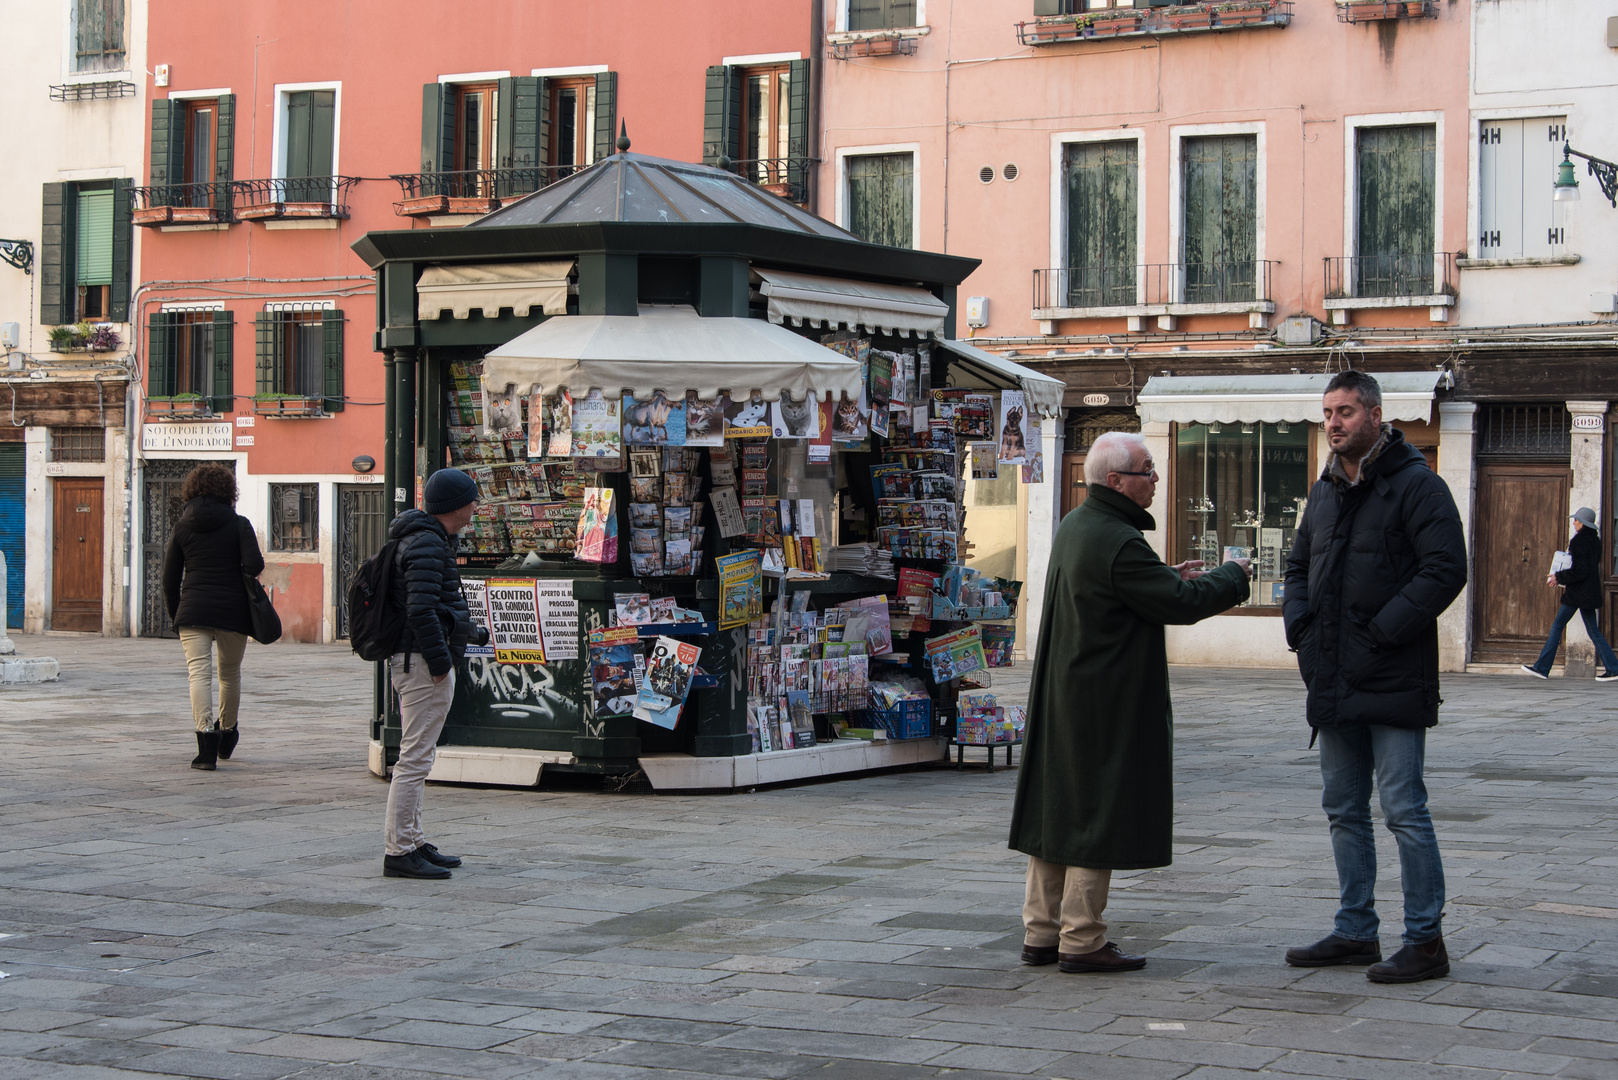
left=1023, top=855, right=1112, bottom=954
left=385, top=652, right=456, bottom=856
left=179, top=627, right=249, bottom=732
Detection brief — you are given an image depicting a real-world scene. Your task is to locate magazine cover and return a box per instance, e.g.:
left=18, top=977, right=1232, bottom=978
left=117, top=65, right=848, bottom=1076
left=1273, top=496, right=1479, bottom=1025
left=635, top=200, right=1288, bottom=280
left=588, top=626, right=643, bottom=717
left=623, top=391, right=686, bottom=446
left=634, top=636, right=702, bottom=729
left=717, top=549, right=764, bottom=629
left=543, top=390, right=573, bottom=457
left=785, top=690, right=817, bottom=748
left=997, top=390, right=1028, bottom=465
left=571, top=389, right=622, bottom=457
left=1022, top=449, right=1045, bottom=484
left=483, top=382, right=523, bottom=438
left=829, top=389, right=869, bottom=439
left=982, top=623, right=1016, bottom=667
left=898, top=567, right=941, bottom=631
left=970, top=442, right=999, bottom=480
left=574, top=488, right=617, bottom=563
left=869, top=350, right=894, bottom=405
left=924, top=624, right=988, bottom=683
left=726, top=390, right=772, bottom=438
left=772, top=391, right=819, bottom=439
left=615, top=592, right=653, bottom=625
left=684, top=392, right=726, bottom=447
left=840, top=594, right=893, bottom=655
left=958, top=393, right=996, bottom=438
left=525, top=389, right=546, bottom=458
left=869, top=404, right=890, bottom=440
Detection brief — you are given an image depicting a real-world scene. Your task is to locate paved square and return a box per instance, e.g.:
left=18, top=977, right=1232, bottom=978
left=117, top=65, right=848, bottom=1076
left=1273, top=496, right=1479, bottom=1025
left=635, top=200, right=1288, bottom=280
left=2, top=634, right=1614, bottom=1079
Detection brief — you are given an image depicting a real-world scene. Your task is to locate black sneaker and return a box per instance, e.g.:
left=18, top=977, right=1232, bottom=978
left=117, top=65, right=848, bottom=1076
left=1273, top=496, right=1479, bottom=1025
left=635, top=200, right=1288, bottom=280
left=1597, top=670, right=1618, bottom=683
left=1367, top=938, right=1449, bottom=984
left=417, top=842, right=462, bottom=868
left=1284, top=934, right=1382, bottom=967
left=383, top=850, right=451, bottom=879
left=1520, top=665, right=1549, bottom=680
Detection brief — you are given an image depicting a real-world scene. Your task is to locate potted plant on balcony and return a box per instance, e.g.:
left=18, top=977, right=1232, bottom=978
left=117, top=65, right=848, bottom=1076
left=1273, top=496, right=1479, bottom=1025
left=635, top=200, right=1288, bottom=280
left=147, top=393, right=213, bottom=418
left=1086, top=7, right=1147, bottom=36
left=1159, top=4, right=1215, bottom=30
left=1214, top=0, right=1270, bottom=26
left=48, top=324, right=86, bottom=352
left=253, top=393, right=325, bottom=418
left=86, top=325, right=121, bottom=353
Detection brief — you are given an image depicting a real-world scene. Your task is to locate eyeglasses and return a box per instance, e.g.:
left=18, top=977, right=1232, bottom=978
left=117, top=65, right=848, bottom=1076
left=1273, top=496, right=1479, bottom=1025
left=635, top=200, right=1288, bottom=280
left=1113, top=468, right=1157, bottom=477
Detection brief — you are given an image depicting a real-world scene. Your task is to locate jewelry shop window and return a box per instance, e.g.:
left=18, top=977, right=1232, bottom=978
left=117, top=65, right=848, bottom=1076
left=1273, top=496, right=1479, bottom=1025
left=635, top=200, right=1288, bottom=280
left=1174, top=421, right=1310, bottom=608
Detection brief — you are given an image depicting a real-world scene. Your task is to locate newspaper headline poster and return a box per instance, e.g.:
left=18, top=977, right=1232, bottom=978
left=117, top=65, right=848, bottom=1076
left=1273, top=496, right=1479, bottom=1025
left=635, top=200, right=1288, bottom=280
left=462, top=578, right=493, bottom=657
left=535, top=578, right=579, bottom=660
left=485, top=578, right=546, bottom=664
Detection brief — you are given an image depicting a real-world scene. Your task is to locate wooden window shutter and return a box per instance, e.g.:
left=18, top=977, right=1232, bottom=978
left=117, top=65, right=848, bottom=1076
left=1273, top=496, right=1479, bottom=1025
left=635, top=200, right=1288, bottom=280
left=786, top=60, right=810, bottom=202
left=703, top=66, right=740, bottom=166
left=420, top=83, right=452, bottom=176
left=1181, top=135, right=1256, bottom=302
left=536, top=77, right=550, bottom=177
left=1356, top=125, right=1435, bottom=295
left=255, top=312, right=279, bottom=396
left=110, top=179, right=132, bottom=321
left=40, top=183, right=74, bottom=326
left=215, top=94, right=235, bottom=185
left=321, top=310, right=345, bottom=413
left=147, top=311, right=176, bottom=398
left=593, top=71, right=617, bottom=164
left=1064, top=141, right=1137, bottom=306
left=210, top=310, right=234, bottom=414
left=495, top=77, right=539, bottom=197
left=150, top=99, right=173, bottom=187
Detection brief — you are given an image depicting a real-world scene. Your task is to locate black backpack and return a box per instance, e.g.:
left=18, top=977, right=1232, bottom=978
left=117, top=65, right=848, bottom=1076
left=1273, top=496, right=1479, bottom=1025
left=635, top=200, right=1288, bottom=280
left=347, top=538, right=407, bottom=662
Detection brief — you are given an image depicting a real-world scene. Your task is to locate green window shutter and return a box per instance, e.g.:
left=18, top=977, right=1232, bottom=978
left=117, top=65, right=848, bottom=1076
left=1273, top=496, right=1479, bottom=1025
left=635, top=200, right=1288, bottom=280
left=420, top=83, right=448, bottom=175
left=703, top=66, right=740, bottom=165
left=286, top=90, right=336, bottom=179
left=1064, top=140, right=1137, bottom=306
left=847, top=153, right=913, bottom=249
left=495, top=77, right=540, bottom=198
left=211, top=310, right=235, bottom=414
left=1356, top=125, right=1436, bottom=296
left=150, top=99, right=173, bottom=187
left=321, top=310, right=345, bottom=413
left=148, top=311, right=176, bottom=397
left=1181, top=135, right=1256, bottom=302
left=1033, top=0, right=1066, bottom=14
left=255, top=312, right=278, bottom=396
left=215, top=94, right=235, bottom=184
left=76, top=189, right=113, bottom=287
left=593, top=71, right=617, bottom=164
left=110, top=179, right=132, bottom=321
left=40, top=183, right=73, bottom=326
left=850, top=0, right=915, bottom=31
left=786, top=59, right=810, bottom=202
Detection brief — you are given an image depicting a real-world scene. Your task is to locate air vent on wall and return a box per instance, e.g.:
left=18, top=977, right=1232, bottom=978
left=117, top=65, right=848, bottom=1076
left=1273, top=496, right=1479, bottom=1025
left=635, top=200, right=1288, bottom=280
left=1003, top=163, right=1020, bottom=182
left=978, top=166, right=995, bottom=184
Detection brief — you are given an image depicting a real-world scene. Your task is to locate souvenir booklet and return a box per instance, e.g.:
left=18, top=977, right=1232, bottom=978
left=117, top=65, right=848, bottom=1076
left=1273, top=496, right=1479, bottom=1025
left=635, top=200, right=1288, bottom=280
left=924, top=625, right=988, bottom=683
left=588, top=626, right=644, bottom=718
left=571, top=389, right=621, bottom=457
left=634, top=636, right=702, bottom=729
left=718, top=549, right=764, bottom=629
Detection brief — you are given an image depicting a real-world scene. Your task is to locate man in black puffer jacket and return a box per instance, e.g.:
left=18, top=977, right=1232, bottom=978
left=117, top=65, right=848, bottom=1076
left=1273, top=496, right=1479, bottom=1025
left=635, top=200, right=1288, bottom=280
left=1281, top=371, right=1466, bottom=985
left=382, top=468, right=478, bottom=880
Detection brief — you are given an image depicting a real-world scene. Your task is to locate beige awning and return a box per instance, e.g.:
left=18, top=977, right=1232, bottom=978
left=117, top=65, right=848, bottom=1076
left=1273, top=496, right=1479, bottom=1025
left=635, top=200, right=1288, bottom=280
left=481, top=304, right=865, bottom=402
left=1137, top=371, right=1447, bottom=425
left=934, top=339, right=1066, bottom=420
left=417, top=260, right=574, bottom=320
left=753, top=268, right=948, bottom=338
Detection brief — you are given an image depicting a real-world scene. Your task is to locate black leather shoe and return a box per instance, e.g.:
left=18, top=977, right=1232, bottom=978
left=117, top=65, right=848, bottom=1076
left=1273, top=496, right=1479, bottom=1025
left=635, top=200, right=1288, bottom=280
left=1058, top=942, right=1146, bottom=973
left=218, top=725, right=239, bottom=760
left=383, top=850, right=451, bottom=879
left=1285, top=934, right=1382, bottom=967
left=1021, top=944, right=1058, bottom=966
left=191, top=730, right=219, bottom=771
left=416, top=842, right=462, bottom=868
left=1367, top=938, right=1449, bottom=983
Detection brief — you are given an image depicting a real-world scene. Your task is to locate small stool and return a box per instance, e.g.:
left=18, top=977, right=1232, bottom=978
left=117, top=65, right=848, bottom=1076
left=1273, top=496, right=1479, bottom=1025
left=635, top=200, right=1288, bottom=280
left=953, top=740, right=1021, bottom=772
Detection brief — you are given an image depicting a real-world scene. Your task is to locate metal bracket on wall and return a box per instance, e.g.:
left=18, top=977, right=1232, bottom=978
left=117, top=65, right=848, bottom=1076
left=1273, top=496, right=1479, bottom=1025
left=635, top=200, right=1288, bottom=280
left=0, top=240, right=33, bottom=275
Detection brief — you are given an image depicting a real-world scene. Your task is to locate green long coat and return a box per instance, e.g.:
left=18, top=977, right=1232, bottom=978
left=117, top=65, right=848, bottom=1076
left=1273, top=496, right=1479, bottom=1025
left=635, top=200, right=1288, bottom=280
left=1009, top=486, right=1250, bottom=870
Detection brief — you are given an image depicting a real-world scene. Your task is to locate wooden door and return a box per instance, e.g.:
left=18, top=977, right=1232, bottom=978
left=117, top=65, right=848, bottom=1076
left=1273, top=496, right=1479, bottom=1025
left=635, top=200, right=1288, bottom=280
left=1062, top=453, right=1089, bottom=519
left=1473, top=462, right=1570, bottom=663
left=52, top=478, right=103, bottom=632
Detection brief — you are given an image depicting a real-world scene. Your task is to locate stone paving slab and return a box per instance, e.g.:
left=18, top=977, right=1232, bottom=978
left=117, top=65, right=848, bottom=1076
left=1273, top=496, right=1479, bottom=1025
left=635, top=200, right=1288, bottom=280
left=1, top=633, right=1616, bottom=1079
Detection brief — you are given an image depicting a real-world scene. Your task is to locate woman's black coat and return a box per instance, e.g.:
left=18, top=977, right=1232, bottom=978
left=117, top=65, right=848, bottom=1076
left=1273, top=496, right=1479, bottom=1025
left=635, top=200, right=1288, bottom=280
left=1556, top=525, right=1603, bottom=611
left=161, top=496, right=266, bottom=635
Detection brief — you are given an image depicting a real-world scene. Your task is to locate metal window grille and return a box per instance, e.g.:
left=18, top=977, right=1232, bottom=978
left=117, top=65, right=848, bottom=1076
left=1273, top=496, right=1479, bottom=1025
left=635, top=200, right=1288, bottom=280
left=1064, top=409, right=1141, bottom=454
left=1478, top=405, right=1570, bottom=459
left=49, top=427, right=105, bottom=462
left=269, top=483, right=319, bottom=552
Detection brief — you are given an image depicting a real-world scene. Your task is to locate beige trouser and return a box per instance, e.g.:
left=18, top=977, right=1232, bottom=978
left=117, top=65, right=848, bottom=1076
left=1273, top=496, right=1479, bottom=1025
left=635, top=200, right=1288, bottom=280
left=1023, top=855, right=1112, bottom=954
left=178, top=627, right=249, bottom=732
left=385, top=653, right=455, bottom=856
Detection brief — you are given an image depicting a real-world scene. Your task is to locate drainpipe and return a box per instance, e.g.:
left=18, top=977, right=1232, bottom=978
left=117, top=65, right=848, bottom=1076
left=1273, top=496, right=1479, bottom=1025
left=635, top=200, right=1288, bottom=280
left=809, top=0, right=824, bottom=216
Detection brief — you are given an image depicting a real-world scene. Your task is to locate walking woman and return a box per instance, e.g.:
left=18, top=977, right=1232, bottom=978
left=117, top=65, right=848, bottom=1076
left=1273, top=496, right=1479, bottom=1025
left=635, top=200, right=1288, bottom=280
left=162, top=463, right=266, bottom=769
left=1522, top=507, right=1618, bottom=682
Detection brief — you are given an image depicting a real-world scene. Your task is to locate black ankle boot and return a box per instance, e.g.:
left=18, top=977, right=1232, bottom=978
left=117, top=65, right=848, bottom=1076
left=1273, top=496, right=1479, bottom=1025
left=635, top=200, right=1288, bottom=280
left=192, top=730, right=220, bottom=771
left=218, top=725, right=239, bottom=760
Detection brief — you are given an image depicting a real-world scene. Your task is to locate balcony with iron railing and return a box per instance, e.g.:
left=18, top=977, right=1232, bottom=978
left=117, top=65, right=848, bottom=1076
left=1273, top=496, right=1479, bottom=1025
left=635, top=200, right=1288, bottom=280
left=389, top=167, right=575, bottom=217
left=1322, top=252, right=1457, bottom=324
left=132, top=182, right=236, bottom=226
left=1016, top=1, right=1293, bottom=47
left=1032, top=261, right=1277, bottom=329
left=716, top=157, right=817, bottom=205
left=232, top=177, right=361, bottom=222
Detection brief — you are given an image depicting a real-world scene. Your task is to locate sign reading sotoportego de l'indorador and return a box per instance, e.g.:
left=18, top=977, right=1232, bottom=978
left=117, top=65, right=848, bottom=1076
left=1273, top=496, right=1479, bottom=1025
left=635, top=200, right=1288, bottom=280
left=485, top=578, right=546, bottom=664
left=141, top=422, right=233, bottom=452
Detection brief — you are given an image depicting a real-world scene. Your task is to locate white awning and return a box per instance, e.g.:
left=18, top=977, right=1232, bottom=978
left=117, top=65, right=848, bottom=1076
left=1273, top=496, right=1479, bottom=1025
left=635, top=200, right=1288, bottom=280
left=753, top=268, right=948, bottom=338
left=481, top=305, right=865, bottom=402
left=1137, top=371, right=1448, bottom=426
left=417, top=260, right=574, bottom=320
left=934, top=339, right=1067, bottom=420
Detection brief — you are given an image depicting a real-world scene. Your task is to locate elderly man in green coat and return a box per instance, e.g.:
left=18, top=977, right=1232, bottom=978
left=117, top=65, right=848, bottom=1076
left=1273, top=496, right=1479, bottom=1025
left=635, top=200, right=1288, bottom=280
left=1009, top=431, right=1251, bottom=973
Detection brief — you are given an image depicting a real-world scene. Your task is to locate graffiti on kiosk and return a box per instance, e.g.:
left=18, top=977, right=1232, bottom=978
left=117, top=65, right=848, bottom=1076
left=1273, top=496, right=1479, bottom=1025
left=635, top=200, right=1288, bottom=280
left=580, top=605, right=608, bottom=737
left=465, top=657, right=576, bottom=724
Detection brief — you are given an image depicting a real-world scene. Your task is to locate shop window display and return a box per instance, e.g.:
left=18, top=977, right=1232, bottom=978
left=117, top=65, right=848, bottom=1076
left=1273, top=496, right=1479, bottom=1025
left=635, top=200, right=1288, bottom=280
left=1173, top=421, right=1309, bottom=608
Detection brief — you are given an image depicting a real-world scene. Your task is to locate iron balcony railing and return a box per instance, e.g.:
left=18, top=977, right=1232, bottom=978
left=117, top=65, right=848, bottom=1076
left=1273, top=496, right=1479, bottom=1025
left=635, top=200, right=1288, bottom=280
left=716, top=157, right=818, bottom=203
left=1324, top=252, right=1457, bottom=300
left=389, top=166, right=576, bottom=214
left=1034, top=261, right=1276, bottom=311
left=131, top=182, right=236, bottom=225
left=231, top=176, right=360, bottom=220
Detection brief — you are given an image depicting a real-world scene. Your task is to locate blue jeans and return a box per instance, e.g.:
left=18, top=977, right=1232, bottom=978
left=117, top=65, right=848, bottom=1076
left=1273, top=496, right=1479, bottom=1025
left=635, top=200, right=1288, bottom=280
left=1318, top=725, right=1445, bottom=944
left=1530, top=604, right=1618, bottom=675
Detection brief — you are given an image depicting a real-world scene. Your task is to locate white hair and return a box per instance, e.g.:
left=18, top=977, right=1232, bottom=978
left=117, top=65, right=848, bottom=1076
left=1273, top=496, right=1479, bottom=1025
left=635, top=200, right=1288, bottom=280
left=1085, top=431, right=1148, bottom=486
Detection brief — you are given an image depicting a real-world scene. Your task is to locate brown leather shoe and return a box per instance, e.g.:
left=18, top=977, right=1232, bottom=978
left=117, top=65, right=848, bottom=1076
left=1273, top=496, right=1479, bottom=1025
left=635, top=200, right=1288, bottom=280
left=1021, top=944, right=1058, bottom=966
left=1058, top=942, right=1146, bottom=973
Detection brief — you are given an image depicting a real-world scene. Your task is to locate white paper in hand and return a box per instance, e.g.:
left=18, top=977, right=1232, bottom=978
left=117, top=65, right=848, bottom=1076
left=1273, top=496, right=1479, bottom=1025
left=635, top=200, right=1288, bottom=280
left=1550, top=551, right=1573, bottom=575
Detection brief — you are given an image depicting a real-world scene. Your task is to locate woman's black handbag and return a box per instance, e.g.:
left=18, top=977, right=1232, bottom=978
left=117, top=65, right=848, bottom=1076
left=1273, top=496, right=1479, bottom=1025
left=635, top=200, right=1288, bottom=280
left=243, top=572, right=282, bottom=644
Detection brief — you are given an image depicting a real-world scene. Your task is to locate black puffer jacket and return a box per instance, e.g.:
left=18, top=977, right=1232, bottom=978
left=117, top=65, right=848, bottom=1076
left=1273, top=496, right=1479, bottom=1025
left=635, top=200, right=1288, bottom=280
left=162, top=496, right=266, bottom=636
left=1555, top=525, right=1602, bottom=611
left=389, top=509, right=471, bottom=677
left=1283, top=429, right=1467, bottom=731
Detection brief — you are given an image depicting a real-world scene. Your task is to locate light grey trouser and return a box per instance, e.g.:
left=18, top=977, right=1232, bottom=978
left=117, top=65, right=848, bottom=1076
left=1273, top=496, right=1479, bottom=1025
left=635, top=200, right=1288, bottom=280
left=179, top=627, right=249, bottom=732
left=385, top=653, right=454, bottom=856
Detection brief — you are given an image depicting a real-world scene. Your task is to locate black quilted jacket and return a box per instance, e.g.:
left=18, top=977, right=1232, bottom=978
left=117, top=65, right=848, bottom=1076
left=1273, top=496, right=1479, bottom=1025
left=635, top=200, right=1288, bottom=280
left=1556, top=526, right=1602, bottom=612
left=388, top=509, right=471, bottom=677
left=162, top=496, right=266, bottom=636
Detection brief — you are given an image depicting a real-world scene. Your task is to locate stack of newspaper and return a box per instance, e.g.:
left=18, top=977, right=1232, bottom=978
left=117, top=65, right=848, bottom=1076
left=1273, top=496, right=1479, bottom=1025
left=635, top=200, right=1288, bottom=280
left=828, top=543, right=894, bottom=578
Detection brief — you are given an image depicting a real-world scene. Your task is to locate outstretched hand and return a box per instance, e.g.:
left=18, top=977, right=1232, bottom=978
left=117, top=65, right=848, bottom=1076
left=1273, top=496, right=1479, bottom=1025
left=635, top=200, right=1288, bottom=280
left=1171, top=559, right=1207, bottom=581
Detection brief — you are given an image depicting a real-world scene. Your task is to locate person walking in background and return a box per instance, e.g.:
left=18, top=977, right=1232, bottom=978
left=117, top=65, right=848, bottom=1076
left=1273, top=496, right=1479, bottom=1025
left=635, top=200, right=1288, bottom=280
left=1283, top=371, right=1467, bottom=984
left=1009, top=432, right=1251, bottom=974
left=1521, top=507, right=1618, bottom=681
left=161, top=464, right=264, bottom=772
left=383, top=468, right=479, bottom=880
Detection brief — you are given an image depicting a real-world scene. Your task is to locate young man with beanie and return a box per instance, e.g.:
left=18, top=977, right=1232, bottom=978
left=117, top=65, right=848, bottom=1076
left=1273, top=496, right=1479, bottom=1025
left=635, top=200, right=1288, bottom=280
left=382, top=468, right=481, bottom=879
